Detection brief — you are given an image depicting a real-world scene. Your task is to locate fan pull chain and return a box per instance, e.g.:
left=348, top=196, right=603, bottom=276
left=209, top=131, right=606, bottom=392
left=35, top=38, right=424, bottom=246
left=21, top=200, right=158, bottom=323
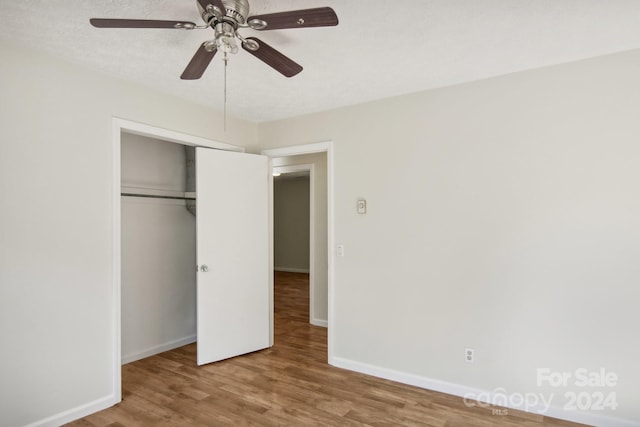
left=223, top=52, right=228, bottom=132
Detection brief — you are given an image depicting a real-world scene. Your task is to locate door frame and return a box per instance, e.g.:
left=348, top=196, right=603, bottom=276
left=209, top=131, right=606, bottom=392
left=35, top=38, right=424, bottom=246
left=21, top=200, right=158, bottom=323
left=272, top=163, right=317, bottom=324
left=262, top=142, right=335, bottom=360
left=111, top=117, right=245, bottom=403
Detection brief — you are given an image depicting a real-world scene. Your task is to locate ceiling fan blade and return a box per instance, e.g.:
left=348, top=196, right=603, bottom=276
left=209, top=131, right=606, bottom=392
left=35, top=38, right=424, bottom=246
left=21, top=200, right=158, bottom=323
left=90, top=18, right=197, bottom=29
left=181, top=43, right=217, bottom=80
left=242, top=37, right=302, bottom=78
left=197, top=0, right=227, bottom=16
left=247, top=7, right=338, bottom=30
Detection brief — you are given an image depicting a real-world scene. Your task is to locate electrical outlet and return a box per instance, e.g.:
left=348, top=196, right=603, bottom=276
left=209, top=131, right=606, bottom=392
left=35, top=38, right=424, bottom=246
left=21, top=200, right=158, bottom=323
left=465, top=347, right=475, bottom=363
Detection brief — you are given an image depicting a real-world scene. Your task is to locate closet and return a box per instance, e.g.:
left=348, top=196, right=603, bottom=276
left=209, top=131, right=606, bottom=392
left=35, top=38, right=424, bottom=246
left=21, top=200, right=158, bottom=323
left=118, top=127, right=271, bottom=367
left=120, top=133, right=197, bottom=363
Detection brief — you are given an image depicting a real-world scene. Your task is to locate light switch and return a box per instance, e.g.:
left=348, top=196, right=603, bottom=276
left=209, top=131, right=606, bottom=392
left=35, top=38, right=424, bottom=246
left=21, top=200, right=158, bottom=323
left=357, top=199, right=367, bottom=214
left=336, top=245, right=344, bottom=257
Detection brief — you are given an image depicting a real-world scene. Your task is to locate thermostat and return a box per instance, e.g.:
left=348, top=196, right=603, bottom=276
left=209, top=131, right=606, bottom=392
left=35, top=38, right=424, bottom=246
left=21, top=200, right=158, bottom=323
left=357, top=199, right=366, bottom=214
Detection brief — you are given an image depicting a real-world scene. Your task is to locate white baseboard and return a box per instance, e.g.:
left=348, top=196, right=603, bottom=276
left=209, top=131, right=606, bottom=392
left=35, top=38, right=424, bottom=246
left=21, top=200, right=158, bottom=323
left=311, top=318, right=328, bottom=328
left=122, top=334, right=196, bottom=365
left=25, top=394, right=118, bottom=427
left=274, top=267, right=310, bottom=273
left=330, top=356, right=638, bottom=427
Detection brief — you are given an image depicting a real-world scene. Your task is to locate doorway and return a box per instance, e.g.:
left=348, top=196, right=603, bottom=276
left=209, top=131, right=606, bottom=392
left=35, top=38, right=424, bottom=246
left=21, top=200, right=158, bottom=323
left=273, top=157, right=326, bottom=326
left=263, top=142, right=335, bottom=359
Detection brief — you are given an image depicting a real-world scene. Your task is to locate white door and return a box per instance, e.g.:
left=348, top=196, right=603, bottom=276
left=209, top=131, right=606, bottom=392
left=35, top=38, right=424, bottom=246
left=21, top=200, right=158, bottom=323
left=196, top=147, right=270, bottom=365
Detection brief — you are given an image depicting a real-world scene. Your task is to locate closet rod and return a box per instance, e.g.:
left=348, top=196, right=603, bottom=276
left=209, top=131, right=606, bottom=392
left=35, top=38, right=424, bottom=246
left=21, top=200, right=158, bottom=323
left=121, top=193, right=196, bottom=201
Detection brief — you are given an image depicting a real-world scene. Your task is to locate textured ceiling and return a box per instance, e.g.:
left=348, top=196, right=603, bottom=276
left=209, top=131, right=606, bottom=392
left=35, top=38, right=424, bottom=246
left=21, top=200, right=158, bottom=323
left=2, top=1, right=640, bottom=122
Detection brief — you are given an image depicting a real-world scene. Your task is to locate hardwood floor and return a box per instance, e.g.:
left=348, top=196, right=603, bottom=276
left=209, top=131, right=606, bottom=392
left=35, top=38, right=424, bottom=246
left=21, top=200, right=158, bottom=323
left=68, top=271, right=586, bottom=427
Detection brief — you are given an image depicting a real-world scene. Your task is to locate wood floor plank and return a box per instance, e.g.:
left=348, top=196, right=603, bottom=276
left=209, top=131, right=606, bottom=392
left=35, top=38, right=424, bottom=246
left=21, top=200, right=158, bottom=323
left=66, top=271, right=586, bottom=427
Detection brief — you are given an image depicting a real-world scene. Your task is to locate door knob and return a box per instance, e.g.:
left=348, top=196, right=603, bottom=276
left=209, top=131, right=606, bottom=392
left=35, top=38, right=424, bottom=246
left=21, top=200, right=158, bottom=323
left=200, top=264, right=209, bottom=272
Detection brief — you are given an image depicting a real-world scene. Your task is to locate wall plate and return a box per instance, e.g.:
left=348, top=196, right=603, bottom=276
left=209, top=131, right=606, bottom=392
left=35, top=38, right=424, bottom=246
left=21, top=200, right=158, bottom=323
left=357, top=199, right=366, bottom=214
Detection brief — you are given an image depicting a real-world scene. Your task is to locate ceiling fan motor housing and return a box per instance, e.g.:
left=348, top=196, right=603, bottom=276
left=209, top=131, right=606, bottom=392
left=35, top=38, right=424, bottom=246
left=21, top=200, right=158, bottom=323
left=222, top=0, right=250, bottom=24
left=199, top=0, right=250, bottom=26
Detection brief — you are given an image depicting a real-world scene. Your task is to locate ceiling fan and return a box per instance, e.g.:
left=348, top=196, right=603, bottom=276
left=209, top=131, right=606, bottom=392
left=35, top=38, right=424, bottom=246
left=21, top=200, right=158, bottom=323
left=90, top=0, right=339, bottom=79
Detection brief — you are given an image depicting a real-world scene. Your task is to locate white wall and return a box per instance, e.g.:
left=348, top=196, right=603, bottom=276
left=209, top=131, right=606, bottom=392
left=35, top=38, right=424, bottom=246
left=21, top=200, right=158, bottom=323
left=0, top=39, right=256, bottom=426
left=121, top=134, right=196, bottom=363
left=258, top=50, right=640, bottom=425
left=121, top=133, right=188, bottom=193
left=2, top=30, right=640, bottom=427
left=274, top=175, right=310, bottom=272
left=273, top=153, right=328, bottom=324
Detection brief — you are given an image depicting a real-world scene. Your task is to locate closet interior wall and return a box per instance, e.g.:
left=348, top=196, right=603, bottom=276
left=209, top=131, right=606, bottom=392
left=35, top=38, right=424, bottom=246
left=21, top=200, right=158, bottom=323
left=120, top=133, right=197, bottom=364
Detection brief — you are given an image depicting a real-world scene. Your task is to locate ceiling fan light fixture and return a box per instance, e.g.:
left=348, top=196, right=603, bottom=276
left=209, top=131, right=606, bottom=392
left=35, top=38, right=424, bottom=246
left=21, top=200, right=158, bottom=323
left=214, top=22, right=239, bottom=54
